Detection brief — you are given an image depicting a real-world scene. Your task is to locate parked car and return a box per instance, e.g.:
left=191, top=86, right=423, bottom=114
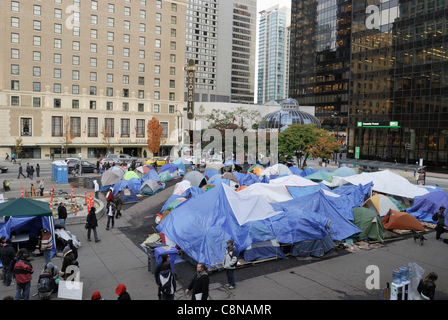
left=67, top=160, right=97, bottom=173
left=0, top=166, right=8, bottom=173
left=144, top=157, right=166, bottom=167
left=100, top=153, right=139, bottom=165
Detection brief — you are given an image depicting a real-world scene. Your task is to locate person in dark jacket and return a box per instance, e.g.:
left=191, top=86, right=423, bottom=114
left=86, top=207, right=100, bottom=242
left=13, top=248, right=34, bottom=300
left=115, top=284, right=131, bottom=300
left=157, top=261, right=176, bottom=300
left=1, top=239, right=16, bottom=286
left=115, top=191, right=123, bottom=219
left=60, top=246, right=78, bottom=280
left=154, top=254, right=170, bottom=300
left=17, top=164, right=26, bottom=179
left=185, top=263, right=209, bottom=300
left=435, top=206, right=446, bottom=240
left=418, top=272, right=438, bottom=300
left=58, top=202, right=68, bottom=228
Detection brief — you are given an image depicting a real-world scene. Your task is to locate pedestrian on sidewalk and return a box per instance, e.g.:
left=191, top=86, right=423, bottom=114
left=13, top=248, right=34, bottom=300
left=58, top=202, right=67, bottom=228
left=11, top=153, right=16, bottom=163
left=40, top=229, right=53, bottom=265
left=37, top=179, right=44, bottom=196
left=115, top=284, right=131, bottom=300
left=29, top=166, right=34, bottom=180
left=36, top=163, right=40, bottom=177
left=86, top=207, right=100, bottom=242
left=223, top=239, right=238, bottom=289
left=157, top=261, right=176, bottom=300
left=106, top=200, right=115, bottom=230
left=93, top=180, right=99, bottom=199
left=114, top=191, right=123, bottom=219
left=185, top=263, right=209, bottom=300
left=17, top=164, right=26, bottom=179
left=155, top=254, right=170, bottom=300
left=0, top=238, right=16, bottom=286
left=26, top=163, right=30, bottom=178
left=435, top=206, right=446, bottom=240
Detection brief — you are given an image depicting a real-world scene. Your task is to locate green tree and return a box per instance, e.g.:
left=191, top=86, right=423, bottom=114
left=278, top=124, right=340, bottom=167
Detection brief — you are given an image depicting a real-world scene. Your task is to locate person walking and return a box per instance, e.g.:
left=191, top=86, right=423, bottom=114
left=155, top=254, right=170, bottom=300
left=13, top=248, right=34, bottom=300
left=115, top=191, right=123, bottom=219
left=223, top=239, right=238, bottom=289
left=40, top=229, right=53, bottom=265
left=17, top=164, right=26, bottom=179
left=5, top=153, right=9, bottom=161
left=434, top=206, right=446, bottom=240
left=57, top=202, right=67, bottom=228
left=417, top=272, right=438, bottom=300
left=29, top=166, right=35, bottom=180
left=11, top=153, right=16, bottom=163
left=0, top=239, right=16, bottom=286
left=36, top=163, right=40, bottom=177
left=115, top=284, right=131, bottom=300
left=157, top=261, right=176, bottom=300
left=185, top=263, right=209, bottom=300
left=106, top=200, right=116, bottom=230
left=86, top=207, right=101, bottom=242
left=93, top=180, right=99, bottom=199
left=26, top=163, right=30, bottom=178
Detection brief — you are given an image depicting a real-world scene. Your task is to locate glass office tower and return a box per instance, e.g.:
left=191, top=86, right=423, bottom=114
left=349, top=0, right=448, bottom=169
left=290, top=0, right=448, bottom=171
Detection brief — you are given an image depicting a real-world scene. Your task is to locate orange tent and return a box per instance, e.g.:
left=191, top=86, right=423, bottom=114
left=236, top=185, right=248, bottom=192
left=381, top=209, right=425, bottom=231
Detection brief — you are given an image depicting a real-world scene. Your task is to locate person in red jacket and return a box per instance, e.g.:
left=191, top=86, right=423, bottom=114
left=13, top=248, right=34, bottom=300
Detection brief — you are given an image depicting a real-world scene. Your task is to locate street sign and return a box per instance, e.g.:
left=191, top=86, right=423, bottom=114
left=185, top=59, right=197, bottom=121
left=357, top=121, right=400, bottom=128
left=355, top=146, right=360, bottom=159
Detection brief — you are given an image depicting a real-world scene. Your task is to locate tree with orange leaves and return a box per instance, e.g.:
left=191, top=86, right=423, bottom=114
left=62, top=116, right=76, bottom=152
left=147, top=117, right=163, bottom=155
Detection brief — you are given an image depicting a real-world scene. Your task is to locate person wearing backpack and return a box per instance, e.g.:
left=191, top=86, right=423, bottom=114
left=157, top=261, right=176, bottom=300
left=13, top=248, right=34, bottom=300
left=223, top=239, right=238, bottom=289
left=37, top=267, right=56, bottom=299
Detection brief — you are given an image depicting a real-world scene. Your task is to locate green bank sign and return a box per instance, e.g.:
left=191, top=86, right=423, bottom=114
left=357, top=121, right=400, bottom=128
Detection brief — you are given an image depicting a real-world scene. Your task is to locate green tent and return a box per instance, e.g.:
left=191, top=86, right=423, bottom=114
left=305, top=171, right=334, bottom=182
left=123, top=171, right=139, bottom=180
left=387, top=196, right=405, bottom=212
left=0, top=197, right=52, bottom=217
left=352, top=207, right=386, bottom=242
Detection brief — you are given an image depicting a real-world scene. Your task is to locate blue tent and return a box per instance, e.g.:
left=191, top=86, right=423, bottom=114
left=0, top=198, right=57, bottom=265
left=407, top=191, right=448, bottom=226
left=112, top=181, right=140, bottom=203
left=172, top=158, right=193, bottom=175
left=231, top=172, right=260, bottom=186
left=161, top=163, right=179, bottom=173
left=271, top=192, right=361, bottom=241
left=318, top=168, right=331, bottom=173
left=289, top=167, right=302, bottom=175
left=300, top=168, right=316, bottom=177
left=204, top=169, right=220, bottom=180
left=333, top=166, right=357, bottom=177
left=157, top=183, right=340, bottom=267
left=142, top=169, right=160, bottom=183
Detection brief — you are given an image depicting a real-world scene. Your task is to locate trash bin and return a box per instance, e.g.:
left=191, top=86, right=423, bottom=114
left=146, top=242, right=166, bottom=273
left=155, top=246, right=178, bottom=272
left=85, top=177, right=94, bottom=189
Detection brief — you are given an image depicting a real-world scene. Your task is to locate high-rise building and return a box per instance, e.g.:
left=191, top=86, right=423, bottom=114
left=0, top=0, right=186, bottom=159
left=184, top=0, right=256, bottom=104
left=257, top=5, right=291, bottom=105
left=289, top=0, right=448, bottom=171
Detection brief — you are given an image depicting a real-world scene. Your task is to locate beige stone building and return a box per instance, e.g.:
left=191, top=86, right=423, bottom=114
left=0, top=0, right=186, bottom=160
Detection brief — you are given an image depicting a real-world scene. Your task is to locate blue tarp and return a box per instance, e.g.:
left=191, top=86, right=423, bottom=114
left=407, top=191, right=448, bottom=226
left=231, top=172, right=260, bottom=186
left=0, top=215, right=56, bottom=265
left=300, top=168, right=316, bottom=177
left=270, top=191, right=362, bottom=241
left=172, top=159, right=193, bottom=175
left=204, top=169, right=220, bottom=180
left=161, top=164, right=179, bottom=174
left=157, top=183, right=339, bottom=267
left=289, top=167, right=302, bottom=175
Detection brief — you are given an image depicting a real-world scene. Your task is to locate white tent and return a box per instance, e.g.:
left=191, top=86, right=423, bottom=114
left=323, top=170, right=429, bottom=199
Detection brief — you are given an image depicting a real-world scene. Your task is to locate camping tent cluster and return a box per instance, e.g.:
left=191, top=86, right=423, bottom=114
left=155, top=164, right=441, bottom=268
left=100, top=165, right=169, bottom=204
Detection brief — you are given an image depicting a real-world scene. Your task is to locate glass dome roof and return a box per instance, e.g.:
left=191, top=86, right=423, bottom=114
left=262, top=98, right=321, bottom=129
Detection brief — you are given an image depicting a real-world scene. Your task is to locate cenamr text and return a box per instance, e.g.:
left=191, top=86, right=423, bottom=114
left=177, top=305, right=272, bottom=317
